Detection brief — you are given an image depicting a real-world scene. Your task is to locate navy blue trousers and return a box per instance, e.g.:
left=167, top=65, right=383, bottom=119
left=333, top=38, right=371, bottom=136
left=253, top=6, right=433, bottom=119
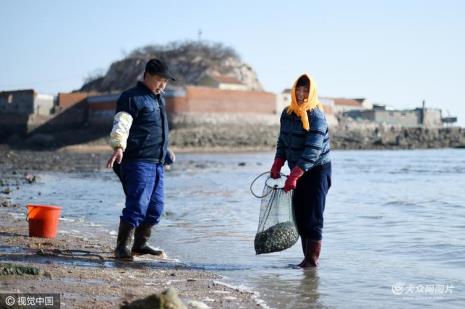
left=292, top=163, right=331, bottom=240
left=114, top=161, right=164, bottom=227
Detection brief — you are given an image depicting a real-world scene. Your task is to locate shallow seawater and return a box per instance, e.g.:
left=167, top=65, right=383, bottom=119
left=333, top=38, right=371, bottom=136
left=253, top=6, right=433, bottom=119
left=10, top=149, right=465, bottom=308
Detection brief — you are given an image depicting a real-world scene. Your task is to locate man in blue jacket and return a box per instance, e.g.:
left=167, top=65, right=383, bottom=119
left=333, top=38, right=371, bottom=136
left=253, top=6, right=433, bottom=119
left=106, top=58, right=175, bottom=260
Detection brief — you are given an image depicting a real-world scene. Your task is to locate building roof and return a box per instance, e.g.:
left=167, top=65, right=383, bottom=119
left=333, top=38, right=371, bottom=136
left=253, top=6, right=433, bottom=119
left=332, top=98, right=365, bottom=107
left=0, top=89, right=35, bottom=95
left=87, top=94, right=120, bottom=104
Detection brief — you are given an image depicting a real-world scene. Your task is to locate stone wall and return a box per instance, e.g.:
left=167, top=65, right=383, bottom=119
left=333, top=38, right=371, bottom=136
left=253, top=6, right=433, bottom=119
left=168, top=124, right=465, bottom=150
left=331, top=126, right=465, bottom=149
left=4, top=119, right=465, bottom=150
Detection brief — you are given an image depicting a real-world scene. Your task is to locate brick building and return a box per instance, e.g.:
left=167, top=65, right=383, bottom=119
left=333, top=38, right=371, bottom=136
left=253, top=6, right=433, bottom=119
left=328, top=97, right=372, bottom=114
left=0, top=89, right=54, bottom=115
left=343, top=104, right=446, bottom=128
left=0, top=89, right=55, bottom=139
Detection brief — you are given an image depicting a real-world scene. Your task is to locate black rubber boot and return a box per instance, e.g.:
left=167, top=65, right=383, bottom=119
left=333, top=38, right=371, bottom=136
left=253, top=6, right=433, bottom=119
left=114, top=220, right=135, bottom=261
left=132, top=223, right=164, bottom=256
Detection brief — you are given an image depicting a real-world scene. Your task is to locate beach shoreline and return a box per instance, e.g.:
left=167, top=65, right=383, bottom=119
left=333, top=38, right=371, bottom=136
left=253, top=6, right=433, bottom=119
left=0, top=148, right=265, bottom=309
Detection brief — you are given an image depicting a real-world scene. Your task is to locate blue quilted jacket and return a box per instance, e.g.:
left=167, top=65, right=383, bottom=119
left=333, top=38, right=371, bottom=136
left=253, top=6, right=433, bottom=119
left=275, top=107, right=331, bottom=171
left=116, top=82, right=169, bottom=163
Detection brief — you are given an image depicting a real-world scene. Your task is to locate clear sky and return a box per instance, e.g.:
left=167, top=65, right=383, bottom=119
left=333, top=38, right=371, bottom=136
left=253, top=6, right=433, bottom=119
left=1, top=0, right=464, bottom=125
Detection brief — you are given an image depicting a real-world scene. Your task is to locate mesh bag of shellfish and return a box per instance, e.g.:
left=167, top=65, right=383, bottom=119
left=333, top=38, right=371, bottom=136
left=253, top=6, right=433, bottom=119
left=251, top=174, right=299, bottom=255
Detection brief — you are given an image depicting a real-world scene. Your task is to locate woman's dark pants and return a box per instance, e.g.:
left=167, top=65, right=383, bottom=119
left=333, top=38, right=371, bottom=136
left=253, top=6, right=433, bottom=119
left=292, top=163, right=331, bottom=241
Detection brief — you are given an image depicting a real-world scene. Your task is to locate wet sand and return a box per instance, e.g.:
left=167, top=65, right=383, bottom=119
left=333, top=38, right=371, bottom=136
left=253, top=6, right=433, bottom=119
left=0, top=146, right=264, bottom=308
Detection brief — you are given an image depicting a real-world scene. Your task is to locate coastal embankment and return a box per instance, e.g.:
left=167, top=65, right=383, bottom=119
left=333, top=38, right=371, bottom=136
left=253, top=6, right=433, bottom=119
left=8, top=124, right=465, bottom=152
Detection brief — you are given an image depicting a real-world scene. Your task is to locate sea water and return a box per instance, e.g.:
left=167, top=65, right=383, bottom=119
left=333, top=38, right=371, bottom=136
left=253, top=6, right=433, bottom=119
left=9, top=149, right=465, bottom=308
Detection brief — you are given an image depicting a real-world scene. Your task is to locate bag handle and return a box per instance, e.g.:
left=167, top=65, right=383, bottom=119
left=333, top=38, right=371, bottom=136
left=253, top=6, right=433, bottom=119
left=250, top=171, right=286, bottom=198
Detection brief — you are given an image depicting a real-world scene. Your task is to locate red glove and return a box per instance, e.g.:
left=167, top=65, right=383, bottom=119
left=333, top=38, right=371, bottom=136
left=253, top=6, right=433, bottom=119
left=270, top=157, right=285, bottom=179
left=284, top=166, right=304, bottom=192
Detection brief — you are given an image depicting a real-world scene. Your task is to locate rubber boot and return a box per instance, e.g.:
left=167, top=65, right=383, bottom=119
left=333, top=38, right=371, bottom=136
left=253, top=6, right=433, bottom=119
left=132, top=223, right=164, bottom=257
left=114, top=220, right=135, bottom=261
left=297, top=236, right=308, bottom=267
left=307, top=240, right=322, bottom=267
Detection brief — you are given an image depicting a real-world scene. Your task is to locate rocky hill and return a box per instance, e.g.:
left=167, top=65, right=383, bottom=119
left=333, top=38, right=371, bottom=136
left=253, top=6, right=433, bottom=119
left=80, top=41, right=263, bottom=93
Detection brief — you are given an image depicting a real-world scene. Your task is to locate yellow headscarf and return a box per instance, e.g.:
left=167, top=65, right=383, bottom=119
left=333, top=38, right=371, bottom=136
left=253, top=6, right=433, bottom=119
left=287, top=74, right=323, bottom=131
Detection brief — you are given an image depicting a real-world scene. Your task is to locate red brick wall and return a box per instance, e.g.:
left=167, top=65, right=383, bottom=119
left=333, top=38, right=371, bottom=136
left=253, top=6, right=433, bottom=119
left=83, top=87, right=277, bottom=125
left=57, top=92, right=95, bottom=109
left=166, top=96, right=188, bottom=114
left=181, top=86, right=276, bottom=114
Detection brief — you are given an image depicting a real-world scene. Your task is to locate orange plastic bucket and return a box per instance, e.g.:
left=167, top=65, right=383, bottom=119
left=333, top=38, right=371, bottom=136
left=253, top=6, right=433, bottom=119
left=26, top=204, right=62, bottom=238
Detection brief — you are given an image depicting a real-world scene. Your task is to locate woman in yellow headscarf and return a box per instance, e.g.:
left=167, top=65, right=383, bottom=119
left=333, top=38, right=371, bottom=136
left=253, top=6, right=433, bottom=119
left=270, top=74, right=332, bottom=267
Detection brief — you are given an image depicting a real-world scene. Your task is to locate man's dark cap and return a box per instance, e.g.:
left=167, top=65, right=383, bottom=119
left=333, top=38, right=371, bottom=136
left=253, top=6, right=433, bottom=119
left=145, top=58, right=176, bottom=81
